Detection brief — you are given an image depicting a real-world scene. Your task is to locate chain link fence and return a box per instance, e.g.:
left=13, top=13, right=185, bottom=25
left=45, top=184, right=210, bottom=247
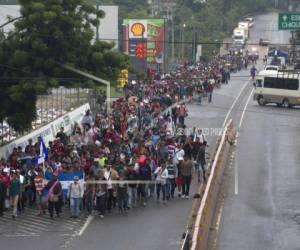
left=0, top=87, right=90, bottom=146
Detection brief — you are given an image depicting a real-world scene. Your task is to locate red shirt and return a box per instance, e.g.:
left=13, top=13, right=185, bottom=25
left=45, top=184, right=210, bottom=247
left=2, top=175, right=9, bottom=188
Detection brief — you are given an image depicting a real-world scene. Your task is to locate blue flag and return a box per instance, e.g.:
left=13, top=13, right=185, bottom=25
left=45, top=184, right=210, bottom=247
left=32, top=137, right=48, bottom=165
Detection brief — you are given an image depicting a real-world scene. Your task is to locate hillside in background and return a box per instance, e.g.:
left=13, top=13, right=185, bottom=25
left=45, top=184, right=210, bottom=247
left=0, top=0, right=276, bottom=60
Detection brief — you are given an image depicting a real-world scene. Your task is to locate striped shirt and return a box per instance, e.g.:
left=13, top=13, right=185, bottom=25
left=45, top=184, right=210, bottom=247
left=34, top=176, right=43, bottom=193
left=167, top=144, right=176, bottom=157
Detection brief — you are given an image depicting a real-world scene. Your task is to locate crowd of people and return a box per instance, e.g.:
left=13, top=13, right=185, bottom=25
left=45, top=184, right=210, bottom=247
left=0, top=55, right=238, bottom=220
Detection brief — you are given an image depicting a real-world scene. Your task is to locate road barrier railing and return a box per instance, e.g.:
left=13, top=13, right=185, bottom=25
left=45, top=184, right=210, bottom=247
left=181, top=119, right=236, bottom=250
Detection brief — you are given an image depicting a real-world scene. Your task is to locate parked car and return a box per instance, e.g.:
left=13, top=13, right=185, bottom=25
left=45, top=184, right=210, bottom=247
left=259, top=38, right=270, bottom=46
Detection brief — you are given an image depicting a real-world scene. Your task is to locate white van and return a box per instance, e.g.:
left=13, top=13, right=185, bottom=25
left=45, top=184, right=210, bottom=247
left=265, top=65, right=279, bottom=71
left=253, top=70, right=300, bottom=107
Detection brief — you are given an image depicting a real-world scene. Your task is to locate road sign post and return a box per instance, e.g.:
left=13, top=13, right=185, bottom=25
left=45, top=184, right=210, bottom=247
left=278, top=13, right=300, bottom=30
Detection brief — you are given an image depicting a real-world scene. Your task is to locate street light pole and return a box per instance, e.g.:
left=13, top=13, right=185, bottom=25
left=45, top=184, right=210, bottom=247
left=181, top=23, right=186, bottom=61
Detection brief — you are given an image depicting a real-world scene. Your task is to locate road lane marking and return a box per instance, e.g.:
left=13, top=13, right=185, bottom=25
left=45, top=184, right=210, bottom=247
left=77, top=215, right=94, bottom=236
left=238, top=88, right=254, bottom=129
left=221, top=79, right=251, bottom=128
left=235, top=88, right=254, bottom=195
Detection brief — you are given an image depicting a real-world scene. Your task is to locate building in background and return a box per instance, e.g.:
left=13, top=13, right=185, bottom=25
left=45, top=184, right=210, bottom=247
left=123, top=19, right=166, bottom=76
left=0, top=5, right=119, bottom=48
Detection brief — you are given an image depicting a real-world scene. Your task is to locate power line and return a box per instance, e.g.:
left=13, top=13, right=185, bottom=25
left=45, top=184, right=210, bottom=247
left=0, top=30, right=293, bottom=46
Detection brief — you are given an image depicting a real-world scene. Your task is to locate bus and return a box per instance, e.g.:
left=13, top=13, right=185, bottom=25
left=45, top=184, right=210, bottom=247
left=253, top=70, right=300, bottom=107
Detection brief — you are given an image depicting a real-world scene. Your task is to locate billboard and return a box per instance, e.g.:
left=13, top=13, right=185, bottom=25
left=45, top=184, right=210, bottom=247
left=123, top=19, right=165, bottom=67
left=0, top=5, right=119, bottom=48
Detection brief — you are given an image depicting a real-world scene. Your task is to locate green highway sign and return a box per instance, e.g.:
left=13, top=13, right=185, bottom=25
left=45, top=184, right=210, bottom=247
left=279, top=13, right=300, bottom=30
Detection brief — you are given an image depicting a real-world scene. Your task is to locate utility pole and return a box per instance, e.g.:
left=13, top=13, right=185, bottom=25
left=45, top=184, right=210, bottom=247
left=191, top=16, right=196, bottom=65
left=96, top=0, right=100, bottom=41
left=165, top=1, right=175, bottom=64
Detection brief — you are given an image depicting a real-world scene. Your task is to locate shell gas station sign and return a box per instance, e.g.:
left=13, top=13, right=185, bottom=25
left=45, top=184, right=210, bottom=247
left=129, top=20, right=147, bottom=38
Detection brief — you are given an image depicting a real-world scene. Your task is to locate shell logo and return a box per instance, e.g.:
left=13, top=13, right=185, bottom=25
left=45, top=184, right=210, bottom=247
left=131, top=23, right=146, bottom=37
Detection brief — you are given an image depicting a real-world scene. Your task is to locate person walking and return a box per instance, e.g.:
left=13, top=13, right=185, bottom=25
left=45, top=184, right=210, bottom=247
left=116, top=172, right=128, bottom=213
left=166, top=158, right=176, bottom=199
left=197, top=142, right=207, bottom=183
left=154, top=161, right=168, bottom=204
left=180, top=155, right=194, bottom=198
left=84, top=174, right=95, bottom=215
left=125, top=163, right=138, bottom=209
left=46, top=174, right=62, bottom=219
left=207, top=82, right=214, bottom=103
left=95, top=175, right=107, bottom=219
left=177, top=105, right=187, bottom=127
left=104, top=164, right=118, bottom=212
left=10, top=170, right=20, bottom=219
left=68, top=176, right=83, bottom=218
left=34, top=169, right=45, bottom=216
left=0, top=173, right=6, bottom=217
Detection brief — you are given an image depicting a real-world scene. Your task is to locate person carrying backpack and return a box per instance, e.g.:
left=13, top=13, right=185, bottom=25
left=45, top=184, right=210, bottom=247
left=68, top=176, right=83, bottom=218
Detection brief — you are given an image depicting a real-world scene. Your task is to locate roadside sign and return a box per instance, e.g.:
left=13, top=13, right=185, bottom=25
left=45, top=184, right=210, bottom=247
left=278, top=13, right=300, bottom=30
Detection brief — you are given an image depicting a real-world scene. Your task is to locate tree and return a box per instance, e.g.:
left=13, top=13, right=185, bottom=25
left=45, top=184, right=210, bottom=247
left=0, top=0, right=130, bottom=132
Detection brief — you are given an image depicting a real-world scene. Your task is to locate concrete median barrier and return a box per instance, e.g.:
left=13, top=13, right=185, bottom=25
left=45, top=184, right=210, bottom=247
left=181, top=119, right=236, bottom=250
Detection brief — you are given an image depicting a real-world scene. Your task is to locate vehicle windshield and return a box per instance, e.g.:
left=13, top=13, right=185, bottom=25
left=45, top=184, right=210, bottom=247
left=234, top=36, right=243, bottom=40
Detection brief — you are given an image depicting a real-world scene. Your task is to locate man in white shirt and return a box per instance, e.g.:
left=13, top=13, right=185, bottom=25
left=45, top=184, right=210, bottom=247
left=197, top=129, right=207, bottom=145
left=68, top=176, right=82, bottom=218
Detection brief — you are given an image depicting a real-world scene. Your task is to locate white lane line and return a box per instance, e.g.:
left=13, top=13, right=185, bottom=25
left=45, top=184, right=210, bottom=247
left=221, top=79, right=251, bottom=128
left=76, top=215, right=94, bottom=236
left=235, top=88, right=254, bottom=195
left=238, top=88, right=254, bottom=129
left=234, top=155, right=239, bottom=195
left=3, top=233, right=40, bottom=238
left=215, top=204, right=224, bottom=230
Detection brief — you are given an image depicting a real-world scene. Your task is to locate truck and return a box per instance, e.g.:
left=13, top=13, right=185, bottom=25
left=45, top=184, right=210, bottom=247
left=233, top=27, right=247, bottom=45
left=244, top=17, right=255, bottom=28
left=238, top=21, right=250, bottom=39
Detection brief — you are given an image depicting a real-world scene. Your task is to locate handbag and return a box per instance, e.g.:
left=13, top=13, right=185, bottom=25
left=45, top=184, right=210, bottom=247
left=49, top=194, right=59, bottom=202
left=47, top=180, right=60, bottom=203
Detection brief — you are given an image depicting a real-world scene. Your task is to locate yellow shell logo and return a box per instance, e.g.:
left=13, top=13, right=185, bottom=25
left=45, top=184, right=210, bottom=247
left=131, top=23, right=145, bottom=36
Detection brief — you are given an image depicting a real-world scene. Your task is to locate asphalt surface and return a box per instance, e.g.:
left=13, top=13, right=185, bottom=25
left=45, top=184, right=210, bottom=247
left=0, top=12, right=289, bottom=250
left=0, top=64, right=250, bottom=250
left=217, top=13, right=300, bottom=250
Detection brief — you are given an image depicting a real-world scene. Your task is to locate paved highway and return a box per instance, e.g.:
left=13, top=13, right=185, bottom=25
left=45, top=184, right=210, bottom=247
left=0, top=12, right=288, bottom=250
left=217, top=13, right=300, bottom=250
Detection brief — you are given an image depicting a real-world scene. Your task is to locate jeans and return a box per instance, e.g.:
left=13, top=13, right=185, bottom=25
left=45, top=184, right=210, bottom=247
left=178, top=116, right=185, bottom=127
left=85, top=192, right=93, bottom=214
left=26, top=188, right=36, bottom=206
left=198, top=160, right=206, bottom=182
left=70, top=197, right=81, bottom=217
left=0, top=199, right=4, bottom=216
left=11, top=195, right=19, bottom=217
left=208, top=92, right=212, bottom=103
left=156, top=183, right=166, bottom=201
left=128, top=187, right=137, bottom=208
left=182, top=175, right=192, bottom=196
left=198, top=94, right=202, bottom=104
left=137, top=184, right=147, bottom=203
left=166, top=179, right=176, bottom=198
left=118, top=196, right=127, bottom=211
left=48, top=199, right=61, bottom=218
left=96, top=195, right=106, bottom=215
left=106, top=189, right=114, bottom=211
